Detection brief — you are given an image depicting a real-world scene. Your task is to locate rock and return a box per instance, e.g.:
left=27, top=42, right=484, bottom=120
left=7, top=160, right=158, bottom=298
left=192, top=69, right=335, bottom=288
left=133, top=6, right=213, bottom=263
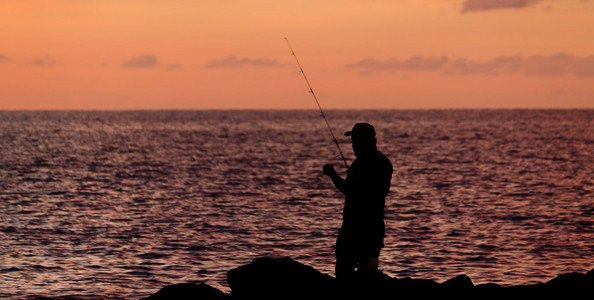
left=441, top=274, right=474, bottom=289
left=392, top=277, right=440, bottom=291
left=141, top=282, right=227, bottom=300
left=475, top=283, right=502, bottom=289
left=139, top=259, right=594, bottom=299
left=27, top=258, right=594, bottom=299
left=497, top=284, right=545, bottom=299
left=383, top=277, right=440, bottom=299
left=227, top=257, right=336, bottom=299
left=544, top=272, right=591, bottom=292
left=586, top=267, right=594, bottom=279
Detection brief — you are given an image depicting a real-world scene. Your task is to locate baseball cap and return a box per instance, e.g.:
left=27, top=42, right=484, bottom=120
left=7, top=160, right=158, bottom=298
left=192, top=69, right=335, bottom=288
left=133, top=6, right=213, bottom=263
left=344, top=123, right=375, bottom=138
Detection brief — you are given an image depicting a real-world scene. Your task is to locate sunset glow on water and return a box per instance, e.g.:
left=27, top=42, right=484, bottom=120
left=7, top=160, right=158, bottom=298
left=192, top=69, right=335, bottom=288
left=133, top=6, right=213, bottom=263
left=1, top=110, right=592, bottom=298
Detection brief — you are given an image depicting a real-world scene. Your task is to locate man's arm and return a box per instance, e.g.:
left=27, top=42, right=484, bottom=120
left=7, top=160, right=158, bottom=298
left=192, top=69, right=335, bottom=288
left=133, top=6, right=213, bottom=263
left=323, top=164, right=347, bottom=194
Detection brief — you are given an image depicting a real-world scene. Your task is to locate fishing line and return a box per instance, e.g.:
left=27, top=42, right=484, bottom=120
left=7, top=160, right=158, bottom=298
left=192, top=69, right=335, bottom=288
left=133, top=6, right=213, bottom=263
left=284, top=37, right=349, bottom=169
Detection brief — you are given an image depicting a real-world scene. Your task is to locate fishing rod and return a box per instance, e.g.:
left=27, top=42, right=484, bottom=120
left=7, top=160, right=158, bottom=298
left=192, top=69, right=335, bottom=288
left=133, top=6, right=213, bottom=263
left=284, top=37, right=349, bottom=170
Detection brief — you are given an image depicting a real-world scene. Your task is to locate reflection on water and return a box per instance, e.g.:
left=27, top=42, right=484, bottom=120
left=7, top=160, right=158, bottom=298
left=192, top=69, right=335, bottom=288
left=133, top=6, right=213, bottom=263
left=0, top=110, right=593, bottom=298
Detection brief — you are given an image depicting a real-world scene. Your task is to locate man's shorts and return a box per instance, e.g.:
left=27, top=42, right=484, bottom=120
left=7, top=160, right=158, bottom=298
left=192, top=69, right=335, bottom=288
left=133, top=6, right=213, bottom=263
left=336, top=227, right=383, bottom=261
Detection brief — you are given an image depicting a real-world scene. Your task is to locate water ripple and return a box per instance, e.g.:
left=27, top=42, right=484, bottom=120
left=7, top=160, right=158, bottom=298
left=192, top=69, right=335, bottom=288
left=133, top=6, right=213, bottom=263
left=0, top=110, right=593, bottom=298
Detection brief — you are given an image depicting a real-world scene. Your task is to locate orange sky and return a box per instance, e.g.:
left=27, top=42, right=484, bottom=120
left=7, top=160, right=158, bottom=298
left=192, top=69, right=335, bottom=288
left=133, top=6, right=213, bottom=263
left=1, top=0, right=593, bottom=109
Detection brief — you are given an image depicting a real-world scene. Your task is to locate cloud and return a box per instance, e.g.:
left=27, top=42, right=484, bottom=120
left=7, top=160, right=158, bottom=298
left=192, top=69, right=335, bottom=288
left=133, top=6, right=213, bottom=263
left=461, top=0, right=544, bottom=12
left=348, top=53, right=594, bottom=77
left=205, top=55, right=283, bottom=68
left=347, top=56, right=448, bottom=71
left=444, top=56, right=524, bottom=75
left=523, top=53, right=594, bottom=77
left=122, top=54, right=158, bottom=68
left=164, top=64, right=183, bottom=71
left=31, top=55, right=57, bottom=66
left=0, top=54, right=9, bottom=61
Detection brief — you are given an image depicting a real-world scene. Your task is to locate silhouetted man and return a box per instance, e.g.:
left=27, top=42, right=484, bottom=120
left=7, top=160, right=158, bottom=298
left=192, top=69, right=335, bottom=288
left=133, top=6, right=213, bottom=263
left=323, top=123, right=392, bottom=280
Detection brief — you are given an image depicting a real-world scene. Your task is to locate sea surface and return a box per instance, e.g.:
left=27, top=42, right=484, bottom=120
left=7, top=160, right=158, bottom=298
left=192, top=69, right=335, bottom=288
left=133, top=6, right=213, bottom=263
left=1, top=110, right=593, bottom=299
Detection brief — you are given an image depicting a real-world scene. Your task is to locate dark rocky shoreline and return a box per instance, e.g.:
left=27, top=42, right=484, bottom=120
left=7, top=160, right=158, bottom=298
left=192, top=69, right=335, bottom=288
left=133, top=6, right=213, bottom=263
left=140, top=257, right=594, bottom=299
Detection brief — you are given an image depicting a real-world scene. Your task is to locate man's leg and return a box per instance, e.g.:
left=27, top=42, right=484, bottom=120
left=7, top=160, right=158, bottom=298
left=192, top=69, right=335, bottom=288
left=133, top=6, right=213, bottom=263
left=356, top=245, right=381, bottom=275
left=363, top=257, right=378, bottom=272
left=335, top=231, right=357, bottom=280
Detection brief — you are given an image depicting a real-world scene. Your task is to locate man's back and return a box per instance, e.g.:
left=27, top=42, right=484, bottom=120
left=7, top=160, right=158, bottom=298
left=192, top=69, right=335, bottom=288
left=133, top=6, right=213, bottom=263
left=342, top=150, right=392, bottom=235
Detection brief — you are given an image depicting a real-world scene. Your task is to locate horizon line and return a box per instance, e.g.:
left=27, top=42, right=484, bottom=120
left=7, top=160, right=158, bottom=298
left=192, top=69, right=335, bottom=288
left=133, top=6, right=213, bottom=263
left=1, top=107, right=594, bottom=112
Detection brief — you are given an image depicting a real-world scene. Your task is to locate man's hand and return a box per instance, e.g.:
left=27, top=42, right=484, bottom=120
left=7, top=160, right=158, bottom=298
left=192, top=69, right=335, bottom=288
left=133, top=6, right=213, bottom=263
left=322, top=164, right=336, bottom=176
left=323, top=163, right=345, bottom=192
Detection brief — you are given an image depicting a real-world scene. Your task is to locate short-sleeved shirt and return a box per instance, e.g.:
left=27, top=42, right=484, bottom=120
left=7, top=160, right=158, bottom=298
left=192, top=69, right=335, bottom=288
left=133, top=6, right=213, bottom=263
left=340, top=150, right=392, bottom=242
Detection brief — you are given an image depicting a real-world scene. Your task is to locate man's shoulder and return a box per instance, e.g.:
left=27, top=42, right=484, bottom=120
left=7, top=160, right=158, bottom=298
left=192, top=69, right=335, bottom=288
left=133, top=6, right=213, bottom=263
left=376, top=151, right=393, bottom=173
left=377, top=151, right=392, bottom=164
left=354, top=151, right=392, bottom=169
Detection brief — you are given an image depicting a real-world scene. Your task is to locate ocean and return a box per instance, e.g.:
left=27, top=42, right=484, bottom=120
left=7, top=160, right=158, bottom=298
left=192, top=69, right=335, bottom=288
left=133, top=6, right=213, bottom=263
left=1, top=110, right=593, bottom=299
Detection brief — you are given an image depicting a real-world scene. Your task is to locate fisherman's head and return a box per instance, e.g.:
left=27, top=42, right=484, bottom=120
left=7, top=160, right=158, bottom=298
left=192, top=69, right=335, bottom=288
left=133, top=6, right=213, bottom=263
left=345, top=123, right=377, bottom=157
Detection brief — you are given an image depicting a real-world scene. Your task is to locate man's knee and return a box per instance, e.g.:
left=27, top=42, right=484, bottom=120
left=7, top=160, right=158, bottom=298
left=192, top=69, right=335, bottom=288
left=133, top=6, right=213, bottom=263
left=361, top=257, right=378, bottom=272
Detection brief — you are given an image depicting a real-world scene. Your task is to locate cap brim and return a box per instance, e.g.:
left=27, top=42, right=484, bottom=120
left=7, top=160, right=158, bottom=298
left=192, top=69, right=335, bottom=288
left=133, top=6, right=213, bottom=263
left=344, top=131, right=353, bottom=136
